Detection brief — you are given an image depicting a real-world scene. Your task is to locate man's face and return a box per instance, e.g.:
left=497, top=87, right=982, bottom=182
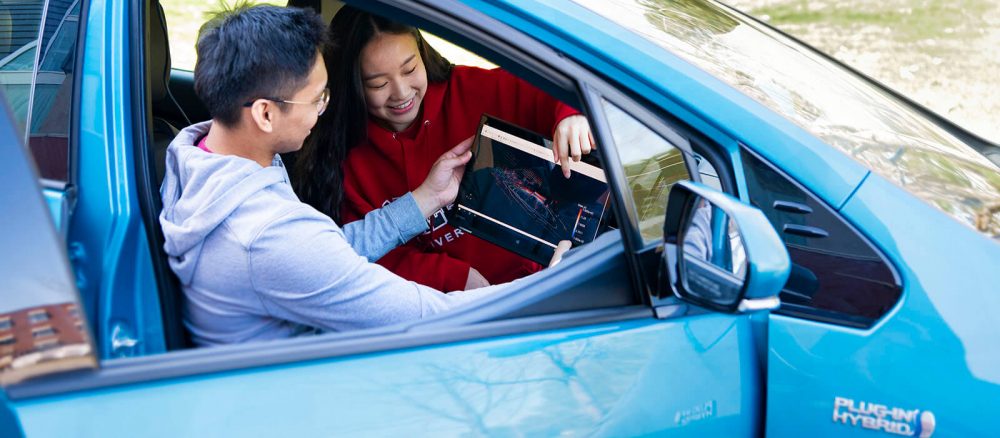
left=273, top=53, right=329, bottom=154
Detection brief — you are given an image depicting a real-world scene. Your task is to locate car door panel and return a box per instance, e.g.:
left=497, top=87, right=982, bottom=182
left=12, top=315, right=757, bottom=436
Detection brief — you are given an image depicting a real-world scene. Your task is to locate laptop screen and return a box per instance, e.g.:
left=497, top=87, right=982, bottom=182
left=449, top=115, right=611, bottom=265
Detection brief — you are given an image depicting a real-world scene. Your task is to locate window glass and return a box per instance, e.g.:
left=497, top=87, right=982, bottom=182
left=0, top=1, right=43, bottom=130
left=28, top=311, right=49, bottom=323
left=0, top=0, right=80, bottom=182
left=694, top=154, right=721, bottom=191
left=422, top=32, right=495, bottom=69
left=0, top=42, right=38, bottom=71
left=28, top=0, right=79, bottom=182
left=741, top=148, right=901, bottom=327
left=32, top=326, right=56, bottom=337
left=161, top=2, right=492, bottom=72
left=602, top=99, right=689, bottom=243
left=36, top=337, right=60, bottom=350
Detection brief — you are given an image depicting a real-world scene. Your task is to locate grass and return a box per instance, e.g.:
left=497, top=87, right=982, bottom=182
left=751, top=0, right=990, bottom=42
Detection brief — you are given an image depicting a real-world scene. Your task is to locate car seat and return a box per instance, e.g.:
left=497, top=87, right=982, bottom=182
left=144, top=0, right=190, bottom=350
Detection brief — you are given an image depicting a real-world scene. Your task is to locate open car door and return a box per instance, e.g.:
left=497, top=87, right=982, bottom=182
left=0, top=97, right=97, bottom=437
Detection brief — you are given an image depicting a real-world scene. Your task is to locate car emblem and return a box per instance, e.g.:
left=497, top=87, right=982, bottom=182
left=833, top=396, right=935, bottom=437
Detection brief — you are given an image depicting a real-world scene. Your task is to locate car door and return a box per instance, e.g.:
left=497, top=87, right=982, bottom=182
left=0, top=85, right=97, bottom=438
left=1, top=2, right=769, bottom=436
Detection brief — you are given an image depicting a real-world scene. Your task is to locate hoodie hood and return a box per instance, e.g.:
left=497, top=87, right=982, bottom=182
left=159, top=121, right=289, bottom=284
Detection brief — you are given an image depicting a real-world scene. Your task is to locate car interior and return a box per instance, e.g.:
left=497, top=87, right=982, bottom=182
left=136, top=0, right=637, bottom=352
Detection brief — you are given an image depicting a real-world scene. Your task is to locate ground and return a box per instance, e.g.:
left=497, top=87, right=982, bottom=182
left=727, top=0, right=1000, bottom=143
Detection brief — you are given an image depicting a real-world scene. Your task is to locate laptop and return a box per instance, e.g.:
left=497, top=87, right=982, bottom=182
left=448, top=114, right=611, bottom=265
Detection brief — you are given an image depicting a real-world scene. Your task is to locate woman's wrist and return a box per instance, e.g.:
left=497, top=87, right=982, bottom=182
left=411, top=186, right=440, bottom=218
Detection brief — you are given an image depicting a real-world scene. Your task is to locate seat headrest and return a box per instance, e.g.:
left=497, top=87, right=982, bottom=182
left=148, top=2, right=170, bottom=104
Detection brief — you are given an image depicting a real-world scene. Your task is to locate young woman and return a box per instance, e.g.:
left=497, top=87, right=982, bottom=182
left=296, top=6, right=594, bottom=291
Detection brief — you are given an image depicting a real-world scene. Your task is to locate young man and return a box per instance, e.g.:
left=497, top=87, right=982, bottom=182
left=159, top=5, right=503, bottom=346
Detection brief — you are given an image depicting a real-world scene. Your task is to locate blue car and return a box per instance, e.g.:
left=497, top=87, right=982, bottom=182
left=2, top=0, right=999, bottom=436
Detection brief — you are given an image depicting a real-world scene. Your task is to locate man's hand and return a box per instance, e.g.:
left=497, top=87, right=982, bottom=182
left=552, top=115, right=595, bottom=179
left=465, top=267, right=490, bottom=290
left=413, top=137, right=474, bottom=218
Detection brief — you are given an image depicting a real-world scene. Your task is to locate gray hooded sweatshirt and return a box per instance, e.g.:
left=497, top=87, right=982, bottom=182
left=160, top=121, right=498, bottom=346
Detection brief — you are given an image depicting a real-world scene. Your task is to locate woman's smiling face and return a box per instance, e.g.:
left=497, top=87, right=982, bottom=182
left=360, top=32, right=428, bottom=132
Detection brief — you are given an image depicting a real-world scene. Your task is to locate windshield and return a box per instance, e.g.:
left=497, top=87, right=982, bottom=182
left=572, top=0, right=1000, bottom=240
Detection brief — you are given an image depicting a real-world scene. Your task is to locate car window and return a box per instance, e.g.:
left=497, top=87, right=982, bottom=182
left=0, top=0, right=80, bottom=183
left=422, top=32, right=495, bottom=69
left=601, top=99, right=690, bottom=244
left=162, top=0, right=287, bottom=71
left=161, top=1, right=494, bottom=72
left=741, top=147, right=902, bottom=328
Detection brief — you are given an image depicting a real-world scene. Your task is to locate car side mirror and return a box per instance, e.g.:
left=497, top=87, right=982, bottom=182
left=660, top=181, right=789, bottom=313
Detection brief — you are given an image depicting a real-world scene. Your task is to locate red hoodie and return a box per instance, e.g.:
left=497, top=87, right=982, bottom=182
left=341, top=66, right=579, bottom=291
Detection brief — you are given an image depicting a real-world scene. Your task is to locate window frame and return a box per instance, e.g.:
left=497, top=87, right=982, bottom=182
left=580, top=77, right=739, bottom=307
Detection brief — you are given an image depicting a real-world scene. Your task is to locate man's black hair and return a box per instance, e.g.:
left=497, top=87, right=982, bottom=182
left=194, top=3, right=327, bottom=127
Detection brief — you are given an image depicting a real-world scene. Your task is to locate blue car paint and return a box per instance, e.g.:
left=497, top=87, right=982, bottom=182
left=0, top=390, right=23, bottom=438
left=767, top=172, right=1000, bottom=437
left=71, top=0, right=166, bottom=357
left=15, top=317, right=758, bottom=436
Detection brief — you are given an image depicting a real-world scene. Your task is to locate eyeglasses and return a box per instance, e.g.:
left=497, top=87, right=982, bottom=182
left=243, top=88, right=330, bottom=116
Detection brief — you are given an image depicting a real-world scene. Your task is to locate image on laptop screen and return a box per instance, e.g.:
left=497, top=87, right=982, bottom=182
left=449, top=115, right=611, bottom=265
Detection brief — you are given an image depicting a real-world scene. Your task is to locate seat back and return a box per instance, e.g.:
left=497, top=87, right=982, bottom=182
left=145, top=0, right=189, bottom=350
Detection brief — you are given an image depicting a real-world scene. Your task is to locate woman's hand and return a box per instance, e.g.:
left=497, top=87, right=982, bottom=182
left=552, top=115, right=595, bottom=179
left=413, top=137, right=474, bottom=218
left=464, top=267, right=490, bottom=290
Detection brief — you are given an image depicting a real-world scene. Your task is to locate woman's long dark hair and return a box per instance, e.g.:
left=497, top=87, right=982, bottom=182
left=294, top=6, right=453, bottom=223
